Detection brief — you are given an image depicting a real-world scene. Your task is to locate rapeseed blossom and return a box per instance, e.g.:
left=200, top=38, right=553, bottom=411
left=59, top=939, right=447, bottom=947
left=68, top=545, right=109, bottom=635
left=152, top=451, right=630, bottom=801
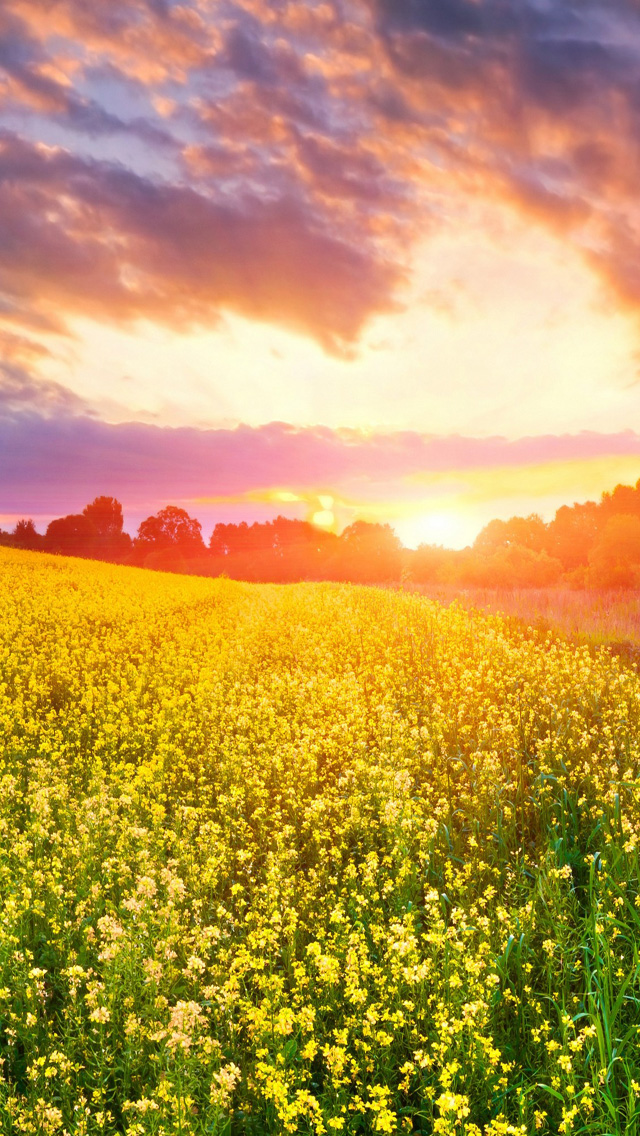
left=0, top=547, right=640, bottom=1132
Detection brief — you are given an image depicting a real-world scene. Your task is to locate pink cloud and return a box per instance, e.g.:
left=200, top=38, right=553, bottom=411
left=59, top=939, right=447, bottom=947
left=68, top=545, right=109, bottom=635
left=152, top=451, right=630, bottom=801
left=1, top=414, right=639, bottom=520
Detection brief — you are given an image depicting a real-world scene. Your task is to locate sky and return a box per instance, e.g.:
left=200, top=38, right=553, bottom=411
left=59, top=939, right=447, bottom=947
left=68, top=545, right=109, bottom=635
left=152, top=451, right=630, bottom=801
left=3, top=0, right=640, bottom=546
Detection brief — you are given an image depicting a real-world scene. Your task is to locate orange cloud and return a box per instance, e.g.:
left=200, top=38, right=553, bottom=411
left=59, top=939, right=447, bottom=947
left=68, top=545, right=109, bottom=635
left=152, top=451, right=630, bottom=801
left=2, top=0, right=640, bottom=376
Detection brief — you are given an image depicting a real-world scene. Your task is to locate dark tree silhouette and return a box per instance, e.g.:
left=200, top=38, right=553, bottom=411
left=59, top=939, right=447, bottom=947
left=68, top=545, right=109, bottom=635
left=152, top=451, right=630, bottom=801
left=12, top=474, right=640, bottom=590
left=83, top=496, right=123, bottom=538
left=136, top=505, right=205, bottom=556
left=12, top=519, right=41, bottom=550
left=82, top=496, right=131, bottom=560
left=208, top=516, right=338, bottom=581
left=44, top=514, right=97, bottom=557
left=210, top=520, right=272, bottom=557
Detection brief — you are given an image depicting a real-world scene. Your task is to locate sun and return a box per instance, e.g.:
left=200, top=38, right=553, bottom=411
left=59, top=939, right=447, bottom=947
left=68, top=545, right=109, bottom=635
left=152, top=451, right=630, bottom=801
left=310, top=494, right=336, bottom=531
left=397, top=510, right=471, bottom=550
left=312, top=509, right=335, bottom=530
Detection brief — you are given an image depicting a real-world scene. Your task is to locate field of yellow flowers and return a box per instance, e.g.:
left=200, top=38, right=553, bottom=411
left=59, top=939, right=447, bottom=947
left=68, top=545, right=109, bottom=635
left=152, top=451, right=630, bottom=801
left=2, top=547, right=640, bottom=1135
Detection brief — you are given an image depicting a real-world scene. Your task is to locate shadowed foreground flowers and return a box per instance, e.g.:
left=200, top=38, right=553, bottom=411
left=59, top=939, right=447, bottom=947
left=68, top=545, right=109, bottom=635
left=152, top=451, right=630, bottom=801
left=1, top=548, right=640, bottom=1134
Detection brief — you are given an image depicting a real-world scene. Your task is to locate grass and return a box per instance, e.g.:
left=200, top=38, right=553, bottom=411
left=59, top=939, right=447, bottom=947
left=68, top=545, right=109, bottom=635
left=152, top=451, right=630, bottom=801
left=1, top=548, right=640, bottom=1133
left=409, top=584, right=640, bottom=655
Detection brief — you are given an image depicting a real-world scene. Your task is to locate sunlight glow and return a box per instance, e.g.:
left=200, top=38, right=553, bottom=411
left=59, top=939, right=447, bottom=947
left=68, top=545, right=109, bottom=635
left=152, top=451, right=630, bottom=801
left=273, top=491, right=301, bottom=503
left=312, top=510, right=335, bottom=530
left=35, top=214, right=640, bottom=440
left=395, top=510, right=473, bottom=551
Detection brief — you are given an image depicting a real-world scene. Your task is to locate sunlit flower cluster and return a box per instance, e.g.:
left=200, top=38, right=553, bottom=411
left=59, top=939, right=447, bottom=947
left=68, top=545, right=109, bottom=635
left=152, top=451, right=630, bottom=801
left=1, top=547, right=640, bottom=1133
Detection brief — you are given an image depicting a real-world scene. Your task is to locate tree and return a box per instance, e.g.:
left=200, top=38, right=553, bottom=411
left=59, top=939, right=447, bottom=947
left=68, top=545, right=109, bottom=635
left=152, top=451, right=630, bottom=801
left=600, top=480, right=640, bottom=520
left=464, top=544, right=562, bottom=588
left=411, top=543, right=452, bottom=584
left=336, top=521, right=402, bottom=582
left=44, top=514, right=97, bottom=558
left=83, top=496, right=124, bottom=538
left=588, top=514, right=640, bottom=588
left=270, top=516, right=334, bottom=554
left=209, top=521, right=272, bottom=557
left=207, top=516, right=338, bottom=581
left=475, top=514, right=547, bottom=554
left=210, top=521, right=247, bottom=556
left=82, top=496, right=131, bottom=560
left=545, top=501, right=600, bottom=570
left=136, top=506, right=205, bottom=556
left=12, top=519, right=41, bottom=550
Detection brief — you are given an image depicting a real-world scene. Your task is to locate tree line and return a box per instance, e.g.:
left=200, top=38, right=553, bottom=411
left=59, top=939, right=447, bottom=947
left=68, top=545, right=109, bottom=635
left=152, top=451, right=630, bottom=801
left=3, top=478, right=640, bottom=587
left=413, top=478, right=640, bottom=589
left=0, top=499, right=403, bottom=584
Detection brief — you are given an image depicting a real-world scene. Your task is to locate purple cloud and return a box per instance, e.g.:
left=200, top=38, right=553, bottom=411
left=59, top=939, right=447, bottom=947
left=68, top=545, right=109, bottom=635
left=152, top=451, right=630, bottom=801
left=1, top=413, right=639, bottom=518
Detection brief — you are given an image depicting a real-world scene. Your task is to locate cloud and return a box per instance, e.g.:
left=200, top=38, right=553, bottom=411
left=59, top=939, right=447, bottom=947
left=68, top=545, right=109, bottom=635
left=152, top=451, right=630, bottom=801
left=3, top=0, right=640, bottom=359
left=0, top=8, right=176, bottom=147
left=2, top=413, right=640, bottom=518
left=0, top=0, right=415, bottom=355
left=372, top=0, right=511, bottom=40
left=363, top=0, right=640, bottom=305
left=0, top=364, right=87, bottom=417
left=0, top=131, right=400, bottom=351
left=5, top=0, right=215, bottom=83
left=0, top=326, right=90, bottom=415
